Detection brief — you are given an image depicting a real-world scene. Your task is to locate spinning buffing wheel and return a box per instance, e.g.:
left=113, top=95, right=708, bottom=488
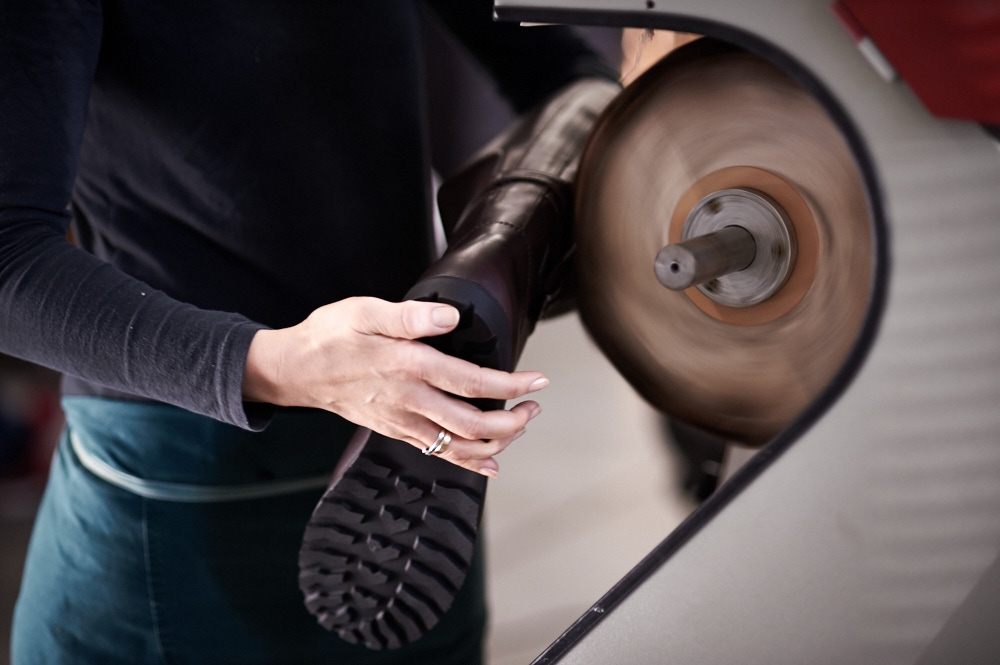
left=575, top=40, right=873, bottom=446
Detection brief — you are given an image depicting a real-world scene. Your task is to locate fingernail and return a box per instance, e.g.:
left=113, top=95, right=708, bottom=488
left=529, top=404, right=542, bottom=420
left=432, top=305, right=459, bottom=328
left=480, top=466, right=498, bottom=479
left=511, top=429, right=527, bottom=442
left=528, top=377, right=549, bottom=392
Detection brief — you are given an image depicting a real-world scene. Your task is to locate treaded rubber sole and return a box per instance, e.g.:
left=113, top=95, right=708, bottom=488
left=299, top=277, right=511, bottom=649
left=299, top=431, right=486, bottom=649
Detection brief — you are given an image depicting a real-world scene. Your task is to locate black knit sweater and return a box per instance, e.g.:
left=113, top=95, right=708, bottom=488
left=0, top=0, right=612, bottom=428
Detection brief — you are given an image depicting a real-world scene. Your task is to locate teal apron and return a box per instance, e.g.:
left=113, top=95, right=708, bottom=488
left=11, top=397, right=485, bottom=664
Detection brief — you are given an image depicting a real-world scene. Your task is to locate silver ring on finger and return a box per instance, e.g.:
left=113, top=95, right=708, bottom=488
left=423, top=429, right=452, bottom=456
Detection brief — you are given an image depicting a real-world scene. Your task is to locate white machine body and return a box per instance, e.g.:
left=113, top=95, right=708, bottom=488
left=494, top=1, right=1000, bottom=663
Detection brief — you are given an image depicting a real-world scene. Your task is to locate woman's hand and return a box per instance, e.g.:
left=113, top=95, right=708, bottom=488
left=242, top=297, right=548, bottom=477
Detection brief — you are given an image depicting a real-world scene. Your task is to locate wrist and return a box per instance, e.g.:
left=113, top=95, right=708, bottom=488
left=242, top=328, right=283, bottom=404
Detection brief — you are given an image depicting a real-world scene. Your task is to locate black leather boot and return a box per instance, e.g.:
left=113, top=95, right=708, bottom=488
left=298, top=78, right=620, bottom=650
left=416, top=75, right=622, bottom=365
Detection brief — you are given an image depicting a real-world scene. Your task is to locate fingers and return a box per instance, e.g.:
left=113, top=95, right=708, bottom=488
left=383, top=401, right=540, bottom=477
left=351, top=298, right=460, bottom=340
left=343, top=297, right=549, bottom=402
left=425, top=401, right=539, bottom=477
left=415, top=395, right=541, bottom=443
left=415, top=420, right=531, bottom=478
left=417, top=352, right=549, bottom=402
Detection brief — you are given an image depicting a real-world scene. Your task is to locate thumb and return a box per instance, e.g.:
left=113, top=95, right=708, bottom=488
left=355, top=298, right=460, bottom=340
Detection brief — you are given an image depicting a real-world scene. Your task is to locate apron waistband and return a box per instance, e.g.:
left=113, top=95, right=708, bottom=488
left=69, top=429, right=331, bottom=503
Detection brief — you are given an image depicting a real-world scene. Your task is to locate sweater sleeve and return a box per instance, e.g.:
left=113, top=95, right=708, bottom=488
left=424, top=0, right=620, bottom=113
left=0, top=0, right=268, bottom=429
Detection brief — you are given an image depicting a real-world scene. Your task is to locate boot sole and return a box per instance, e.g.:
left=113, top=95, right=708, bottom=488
left=299, top=276, right=511, bottom=649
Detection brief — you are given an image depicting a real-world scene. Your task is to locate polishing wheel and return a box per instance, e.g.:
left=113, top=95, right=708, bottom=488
left=575, top=40, right=873, bottom=446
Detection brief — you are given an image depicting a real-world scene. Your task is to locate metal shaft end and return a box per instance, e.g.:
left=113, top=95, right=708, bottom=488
left=655, top=226, right=756, bottom=290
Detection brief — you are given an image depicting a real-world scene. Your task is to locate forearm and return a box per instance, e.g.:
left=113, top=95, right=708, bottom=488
left=0, top=223, right=266, bottom=428
left=0, top=0, right=270, bottom=428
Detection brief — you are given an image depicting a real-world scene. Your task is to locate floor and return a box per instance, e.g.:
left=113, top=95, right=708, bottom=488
left=0, top=313, right=697, bottom=664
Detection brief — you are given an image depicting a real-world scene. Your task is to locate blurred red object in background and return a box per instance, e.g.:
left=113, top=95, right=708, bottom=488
left=834, top=0, right=1000, bottom=126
